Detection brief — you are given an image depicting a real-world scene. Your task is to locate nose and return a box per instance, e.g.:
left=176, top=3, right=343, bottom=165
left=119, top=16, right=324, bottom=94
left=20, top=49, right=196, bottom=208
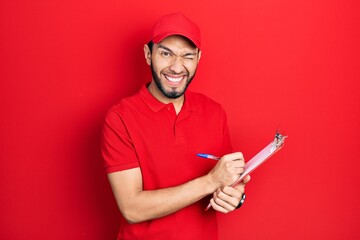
left=169, top=56, right=184, bottom=73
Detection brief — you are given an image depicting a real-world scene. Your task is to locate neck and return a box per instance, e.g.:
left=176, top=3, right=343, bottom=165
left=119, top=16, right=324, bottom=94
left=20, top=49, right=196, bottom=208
left=147, top=81, right=184, bottom=114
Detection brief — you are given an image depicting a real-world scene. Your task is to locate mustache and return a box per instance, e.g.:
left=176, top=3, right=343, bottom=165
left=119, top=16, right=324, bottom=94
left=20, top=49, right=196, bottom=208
left=162, top=70, right=189, bottom=76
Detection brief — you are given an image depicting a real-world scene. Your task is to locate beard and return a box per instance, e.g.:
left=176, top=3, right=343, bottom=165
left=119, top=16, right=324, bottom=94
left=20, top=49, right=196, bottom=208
left=150, top=63, right=196, bottom=99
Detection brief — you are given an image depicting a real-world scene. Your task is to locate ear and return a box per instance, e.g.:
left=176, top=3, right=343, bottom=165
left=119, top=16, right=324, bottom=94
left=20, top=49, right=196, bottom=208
left=197, top=50, right=202, bottom=63
left=144, top=44, right=151, bottom=65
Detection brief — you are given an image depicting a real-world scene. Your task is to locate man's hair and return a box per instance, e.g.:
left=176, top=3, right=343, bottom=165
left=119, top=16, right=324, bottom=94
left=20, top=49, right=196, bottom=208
left=147, top=41, right=154, bottom=54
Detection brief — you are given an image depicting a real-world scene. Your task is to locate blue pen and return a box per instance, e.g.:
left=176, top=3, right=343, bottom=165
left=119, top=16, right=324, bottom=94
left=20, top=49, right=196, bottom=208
left=196, top=153, right=220, bottom=160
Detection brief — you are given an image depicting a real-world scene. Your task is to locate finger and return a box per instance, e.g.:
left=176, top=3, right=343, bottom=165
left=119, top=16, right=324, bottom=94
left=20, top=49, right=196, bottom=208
left=211, top=194, right=234, bottom=213
left=234, top=167, right=245, bottom=175
left=232, top=161, right=245, bottom=170
left=214, top=188, right=239, bottom=210
left=232, top=174, right=251, bottom=188
left=232, top=184, right=245, bottom=194
left=242, top=174, right=251, bottom=184
left=235, top=175, right=251, bottom=185
left=225, top=160, right=245, bottom=172
left=210, top=198, right=230, bottom=213
left=222, top=152, right=244, bottom=163
left=222, top=186, right=243, bottom=199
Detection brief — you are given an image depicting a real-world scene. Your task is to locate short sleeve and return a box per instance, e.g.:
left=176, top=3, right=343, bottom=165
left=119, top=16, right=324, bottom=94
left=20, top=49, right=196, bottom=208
left=101, top=109, right=139, bottom=173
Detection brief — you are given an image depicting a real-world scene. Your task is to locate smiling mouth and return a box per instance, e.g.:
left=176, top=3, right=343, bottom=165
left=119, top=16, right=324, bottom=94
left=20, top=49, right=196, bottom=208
left=164, top=75, right=186, bottom=84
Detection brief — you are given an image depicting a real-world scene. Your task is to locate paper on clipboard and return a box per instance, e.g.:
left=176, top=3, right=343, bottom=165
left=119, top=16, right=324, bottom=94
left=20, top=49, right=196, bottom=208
left=205, top=130, right=287, bottom=210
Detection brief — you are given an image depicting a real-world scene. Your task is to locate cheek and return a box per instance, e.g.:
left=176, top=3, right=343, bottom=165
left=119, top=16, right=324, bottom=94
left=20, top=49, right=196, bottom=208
left=185, top=63, right=198, bottom=74
left=151, top=62, right=162, bottom=74
left=152, top=59, right=168, bottom=73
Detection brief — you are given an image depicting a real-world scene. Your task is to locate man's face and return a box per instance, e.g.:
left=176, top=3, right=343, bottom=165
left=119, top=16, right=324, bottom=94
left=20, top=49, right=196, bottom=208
left=147, top=35, right=201, bottom=99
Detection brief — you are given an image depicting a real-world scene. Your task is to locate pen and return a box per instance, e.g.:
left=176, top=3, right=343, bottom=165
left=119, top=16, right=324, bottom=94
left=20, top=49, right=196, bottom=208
left=196, top=153, right=220, bottom=160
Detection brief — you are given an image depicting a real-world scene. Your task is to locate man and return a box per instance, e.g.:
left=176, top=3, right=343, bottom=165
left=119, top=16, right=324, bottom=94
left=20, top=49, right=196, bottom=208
left=101, top=12, right=250, bottom=240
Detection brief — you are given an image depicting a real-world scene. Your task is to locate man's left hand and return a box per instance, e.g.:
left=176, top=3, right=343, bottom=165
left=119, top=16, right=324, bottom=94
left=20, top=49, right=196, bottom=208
left=210, top=175, right=251, bottom=213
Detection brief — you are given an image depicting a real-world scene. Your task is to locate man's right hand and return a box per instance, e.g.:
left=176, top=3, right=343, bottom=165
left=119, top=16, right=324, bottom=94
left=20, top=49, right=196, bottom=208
left=206, top=152, right=245, bottom=189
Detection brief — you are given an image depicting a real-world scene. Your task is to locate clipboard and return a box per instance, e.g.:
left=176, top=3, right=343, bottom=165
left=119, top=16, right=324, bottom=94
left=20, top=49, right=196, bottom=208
left=205, top=130, right=287, bottom=210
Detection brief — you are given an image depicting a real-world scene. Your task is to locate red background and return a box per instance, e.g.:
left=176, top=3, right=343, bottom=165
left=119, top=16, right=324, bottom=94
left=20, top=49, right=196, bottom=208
left=1, top=0, right=359, bottom=239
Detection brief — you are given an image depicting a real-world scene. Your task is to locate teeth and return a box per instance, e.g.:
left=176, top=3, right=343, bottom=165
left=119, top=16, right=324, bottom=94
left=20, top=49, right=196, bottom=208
left=166, top=75, right=183, bottom=82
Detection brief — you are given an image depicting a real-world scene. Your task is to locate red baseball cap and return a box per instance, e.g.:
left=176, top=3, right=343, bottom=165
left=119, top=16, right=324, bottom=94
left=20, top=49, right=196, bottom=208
left=149, top=12, right=201, bottom=49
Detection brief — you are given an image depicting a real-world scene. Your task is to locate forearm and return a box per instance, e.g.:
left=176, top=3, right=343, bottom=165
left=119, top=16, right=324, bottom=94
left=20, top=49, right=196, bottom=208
left=108, top=152, right=245, bottom=223
left=109, top=172, right=218, bottom=224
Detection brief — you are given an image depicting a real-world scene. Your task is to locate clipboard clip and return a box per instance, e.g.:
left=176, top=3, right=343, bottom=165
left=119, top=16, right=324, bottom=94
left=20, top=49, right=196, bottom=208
left=274, top=129, right=287, bottom=149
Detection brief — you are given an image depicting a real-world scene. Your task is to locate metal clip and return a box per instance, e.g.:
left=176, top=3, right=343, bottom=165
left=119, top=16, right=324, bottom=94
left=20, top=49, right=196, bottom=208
left=274, top=129, right=287, bottom=148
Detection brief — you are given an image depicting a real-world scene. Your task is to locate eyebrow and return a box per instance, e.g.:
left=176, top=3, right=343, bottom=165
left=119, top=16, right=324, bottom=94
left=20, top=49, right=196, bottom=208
left=158, top=45, right=198, bottom=56
left=158, top=45, right=173, bottom=53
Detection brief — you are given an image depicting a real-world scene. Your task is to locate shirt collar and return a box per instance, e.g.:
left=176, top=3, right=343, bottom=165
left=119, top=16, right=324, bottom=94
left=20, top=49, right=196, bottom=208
left=139, top=83, right=199, bottom=113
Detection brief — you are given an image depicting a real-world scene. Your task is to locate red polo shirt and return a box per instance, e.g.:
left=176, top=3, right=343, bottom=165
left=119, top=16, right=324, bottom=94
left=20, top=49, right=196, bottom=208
left=102, top=84, right=232, bottom=240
